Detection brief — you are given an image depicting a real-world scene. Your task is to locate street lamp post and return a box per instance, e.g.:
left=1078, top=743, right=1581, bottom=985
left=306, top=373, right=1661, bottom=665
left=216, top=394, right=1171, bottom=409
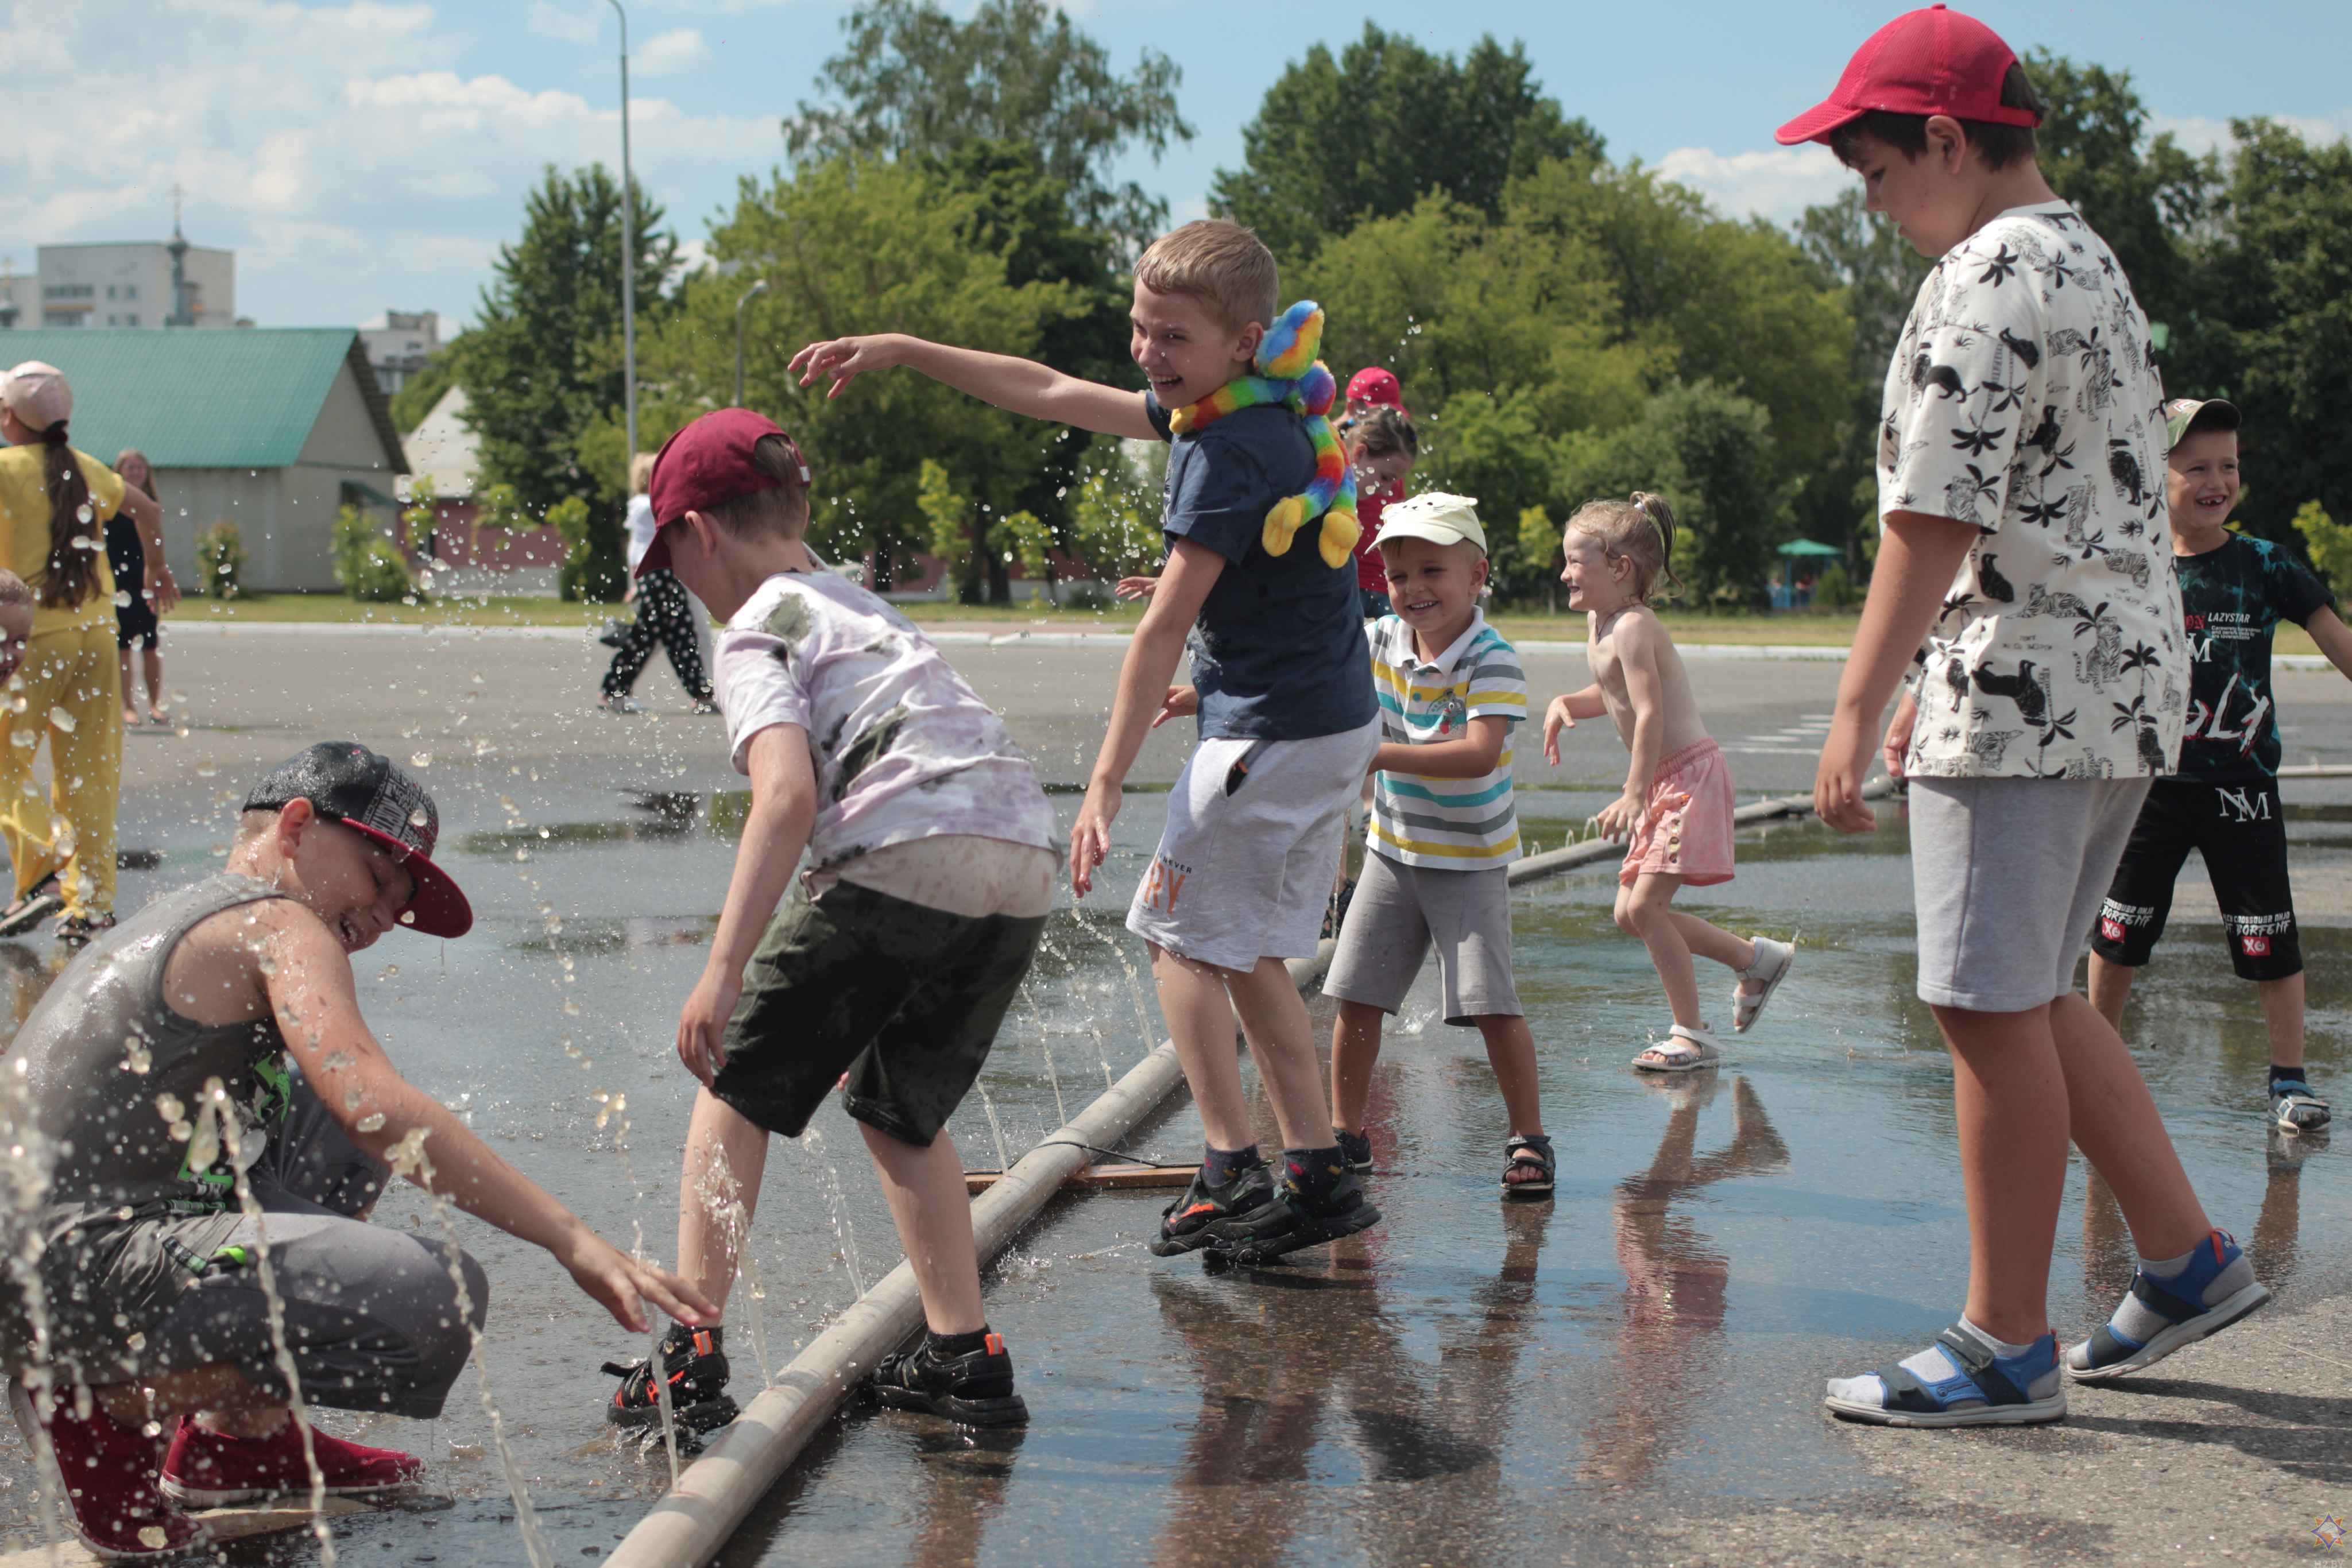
left=606, top=0, right=637, bottom=459
left=734, top=279, right=769, bottom=406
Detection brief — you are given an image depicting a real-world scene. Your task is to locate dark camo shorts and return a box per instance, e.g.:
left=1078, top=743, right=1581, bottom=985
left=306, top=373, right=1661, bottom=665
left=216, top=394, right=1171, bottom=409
left=713, top=878, right=1045, bottom=1145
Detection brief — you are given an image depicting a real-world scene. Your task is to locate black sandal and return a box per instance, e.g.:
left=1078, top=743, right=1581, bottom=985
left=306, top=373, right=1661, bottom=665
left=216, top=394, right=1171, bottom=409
left=1502, top=1135, right=1554, bottom=1198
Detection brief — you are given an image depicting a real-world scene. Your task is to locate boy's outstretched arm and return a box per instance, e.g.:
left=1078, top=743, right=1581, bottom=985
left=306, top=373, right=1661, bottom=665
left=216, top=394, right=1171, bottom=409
left=1070, top=539, right=1224, bottom=895
left=792, top=334, right=1159, bottom=442
left=262, top=909, right=715, bottom=1335
left=1815, top=511, right=1977, bottom=831
left=677, top=723, right=817, bottom=1085
left=2304, top=604, right=2352, bottom=683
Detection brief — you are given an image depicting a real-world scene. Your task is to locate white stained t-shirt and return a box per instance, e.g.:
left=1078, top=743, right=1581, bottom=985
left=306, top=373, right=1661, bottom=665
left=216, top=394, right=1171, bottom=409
left=1882, top=201, right=2186, bottom=781
left=714, top=570, right=1059, bottom=869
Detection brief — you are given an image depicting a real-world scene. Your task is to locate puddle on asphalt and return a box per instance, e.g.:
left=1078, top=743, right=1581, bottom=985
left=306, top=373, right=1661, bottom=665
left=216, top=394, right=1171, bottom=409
left=3, top=793, right=2343, bottom=1563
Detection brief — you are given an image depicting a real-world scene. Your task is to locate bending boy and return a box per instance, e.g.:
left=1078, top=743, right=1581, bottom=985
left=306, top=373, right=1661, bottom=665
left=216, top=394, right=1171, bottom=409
left=795, top=220, right=1383, bottom=1263
left=0, top=742, right=709, bottom=1559
left=1791, top=9, right=2264, bottom=1427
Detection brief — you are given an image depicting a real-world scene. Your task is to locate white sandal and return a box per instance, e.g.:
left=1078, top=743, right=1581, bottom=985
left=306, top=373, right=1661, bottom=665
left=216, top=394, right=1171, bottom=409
left=1631, top=1024, right=1720, bottom=1073
left=1732, top=936, right=1796, bottom=1034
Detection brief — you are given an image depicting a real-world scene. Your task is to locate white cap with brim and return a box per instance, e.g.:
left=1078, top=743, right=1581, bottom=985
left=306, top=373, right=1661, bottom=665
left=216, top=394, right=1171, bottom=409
left=1372, top=491, right=1487, bottom=556
left=0, top=362, right=71, bottom=432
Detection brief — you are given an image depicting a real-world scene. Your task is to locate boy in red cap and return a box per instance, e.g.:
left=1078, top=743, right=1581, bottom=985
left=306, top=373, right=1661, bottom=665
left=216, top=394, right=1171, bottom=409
left=1794, top=6, right=2266, bottom=1427
left=0, top=742, right=710, bottom=1558
left=599, top=408, right=1059, bottom=1434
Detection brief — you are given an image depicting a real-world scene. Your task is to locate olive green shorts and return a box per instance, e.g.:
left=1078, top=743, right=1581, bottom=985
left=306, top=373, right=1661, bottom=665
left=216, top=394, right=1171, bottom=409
left=714, top=877, right=1045, bottom=1146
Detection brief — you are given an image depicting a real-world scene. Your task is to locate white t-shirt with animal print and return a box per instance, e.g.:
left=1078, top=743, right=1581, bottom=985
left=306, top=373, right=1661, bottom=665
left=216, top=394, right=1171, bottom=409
left=1881, top=200, right=2185, bottom=780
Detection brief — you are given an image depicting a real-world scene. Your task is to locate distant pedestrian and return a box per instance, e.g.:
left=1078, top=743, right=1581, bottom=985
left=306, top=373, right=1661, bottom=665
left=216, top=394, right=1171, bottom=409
left=602, top=451, right=716, bottom=715
left=0, top=361, right=174, bottom=942
left=109, top=447, right=169, bottom=726
left=1343, top=406, right=1418, bottom=618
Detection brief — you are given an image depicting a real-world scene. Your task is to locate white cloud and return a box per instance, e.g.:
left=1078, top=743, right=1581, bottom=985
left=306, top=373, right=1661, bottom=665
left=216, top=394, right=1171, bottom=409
left=1651, top=144, right=1852, bottom=227
left=635, top=28, right=710, bottom=76
left=527, top=0, right=599, bottom=45
left=0, top=1, right=776, bottom=328
left=2150, top=109, right=2352, bottom=156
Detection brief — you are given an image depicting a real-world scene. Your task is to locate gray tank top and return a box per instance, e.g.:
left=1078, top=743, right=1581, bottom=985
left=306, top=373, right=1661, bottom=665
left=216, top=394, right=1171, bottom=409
left=2, top=874, right=296, bottom=1373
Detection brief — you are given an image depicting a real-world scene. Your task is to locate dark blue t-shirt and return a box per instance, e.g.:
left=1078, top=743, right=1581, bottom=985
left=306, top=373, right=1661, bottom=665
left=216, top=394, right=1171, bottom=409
left=1146, top=392, right=1375, bottom=741
left=2174, top=533, right=2334, bottom=781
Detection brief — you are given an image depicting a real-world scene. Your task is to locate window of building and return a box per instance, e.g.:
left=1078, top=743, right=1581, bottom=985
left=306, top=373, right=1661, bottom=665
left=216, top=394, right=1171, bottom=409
left=125, top=312, right=138, bottom=327
left=125, top=285, right=137, bottom=299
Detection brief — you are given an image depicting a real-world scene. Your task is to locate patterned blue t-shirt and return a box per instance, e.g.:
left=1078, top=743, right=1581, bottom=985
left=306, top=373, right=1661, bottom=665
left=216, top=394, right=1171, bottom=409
left=2173, top=533, right=2334, bottom=781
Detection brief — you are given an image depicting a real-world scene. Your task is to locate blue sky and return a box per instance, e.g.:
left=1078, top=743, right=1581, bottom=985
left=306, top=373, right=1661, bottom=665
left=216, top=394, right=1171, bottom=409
left=3, top=1, right=2345, bottom=335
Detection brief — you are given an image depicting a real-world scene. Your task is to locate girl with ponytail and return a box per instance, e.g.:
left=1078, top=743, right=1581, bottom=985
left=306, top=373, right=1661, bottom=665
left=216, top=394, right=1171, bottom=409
left=1539, top=491, right=1796, bottom=1074
left=0, top=361, right=174, bottom=940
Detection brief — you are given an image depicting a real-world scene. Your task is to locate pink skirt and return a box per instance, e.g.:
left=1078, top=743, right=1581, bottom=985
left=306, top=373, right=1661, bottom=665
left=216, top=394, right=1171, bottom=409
left=1620, top=738, right=1735, bottom=887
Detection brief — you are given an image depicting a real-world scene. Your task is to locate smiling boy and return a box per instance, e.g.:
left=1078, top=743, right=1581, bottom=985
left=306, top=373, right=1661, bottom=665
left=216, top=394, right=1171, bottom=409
left=1319, top=495, right=1552, bottom=1194
left=794, top=220, right=1383, bottom=1264
left=0, top=742, right=709, bottom=1559
left=1789, top=6, right=2265, bottom=1426
left=2088, top=398, right=2352, bottom=1133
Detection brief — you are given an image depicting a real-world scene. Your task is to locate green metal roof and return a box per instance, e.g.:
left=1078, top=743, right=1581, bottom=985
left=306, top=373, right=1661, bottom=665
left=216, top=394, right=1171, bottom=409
left=0, top=328, right=404, bottom=474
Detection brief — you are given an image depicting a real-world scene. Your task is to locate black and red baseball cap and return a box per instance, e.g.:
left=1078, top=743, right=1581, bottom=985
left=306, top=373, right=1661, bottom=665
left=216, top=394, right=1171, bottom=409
left=1775, top=5, right=2040, bottom=147
left=637, top=408, right=813, bottom=578
left=245, top=742, right=473, bottom=938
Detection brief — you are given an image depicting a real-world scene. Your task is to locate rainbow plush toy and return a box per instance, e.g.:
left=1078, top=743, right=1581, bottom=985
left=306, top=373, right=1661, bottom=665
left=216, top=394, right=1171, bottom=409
left=1165, top=300, right=1360, bottom=568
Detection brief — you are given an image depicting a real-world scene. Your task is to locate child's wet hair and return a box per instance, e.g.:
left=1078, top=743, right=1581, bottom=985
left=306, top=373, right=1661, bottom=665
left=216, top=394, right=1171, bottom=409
left=1134, top=220, right=1280, bottom=335
left=1828, top=61, right=2044, bottom=171
left=1348, top=406, right=1418, bottom=464
left=704, top=434, right=813, bottom=540
left=1567, top=491, right=1681, bottom=602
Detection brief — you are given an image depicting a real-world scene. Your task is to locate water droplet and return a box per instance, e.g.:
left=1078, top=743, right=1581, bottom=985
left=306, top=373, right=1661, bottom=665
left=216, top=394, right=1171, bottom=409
left=356, top=1113, right=387, bottom=1133
left=378, top=965, right=400, bottom=981
left=410, top=752, right=431, bottom=768
left=514, top=848, right=531, bottom=862
left=76, top=504, right=94, bottom=524
left=154, top=1093, right=185, bottom=1122
left=343, top=1089, right=364, bottom=1111
left=408, top=808, right=430, bottom=828
left=560, top=998, right=582, bottom=1016
left=113, top=591, right=131, bottom=607
left=47, top=707, right=75, bottom=734
left=195, top=763, right=218, bottom=779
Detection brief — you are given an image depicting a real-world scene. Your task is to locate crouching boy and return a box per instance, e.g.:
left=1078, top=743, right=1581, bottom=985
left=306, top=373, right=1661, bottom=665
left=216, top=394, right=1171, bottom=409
left=598, top=410, right=1059, bottom=1435
left=0, top=743, right=710, bottom=1559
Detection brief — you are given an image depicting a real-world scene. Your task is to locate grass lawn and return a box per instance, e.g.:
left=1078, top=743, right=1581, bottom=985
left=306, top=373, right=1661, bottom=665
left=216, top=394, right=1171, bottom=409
left=184, top=592, right=2326, bottom=657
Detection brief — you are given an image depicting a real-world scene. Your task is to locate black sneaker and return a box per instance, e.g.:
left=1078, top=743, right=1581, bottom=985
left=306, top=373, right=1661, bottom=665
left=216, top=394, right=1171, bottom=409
left=602, top=1323, right=737, bottom=1432
left=0, top=873, right=61, bottom=938
left=1148, top=1162, right=1279, bottom=1257
left=1214, top=1156, right=1382, bottom=1266
left=871, top=1331, right=1028, bottom=1427
left=1335, top=1127, right=1374, bottom=1173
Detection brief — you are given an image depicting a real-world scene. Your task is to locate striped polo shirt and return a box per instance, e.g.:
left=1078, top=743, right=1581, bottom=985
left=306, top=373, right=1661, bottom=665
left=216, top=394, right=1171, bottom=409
left=1366, top=610, right=1527, bottom=869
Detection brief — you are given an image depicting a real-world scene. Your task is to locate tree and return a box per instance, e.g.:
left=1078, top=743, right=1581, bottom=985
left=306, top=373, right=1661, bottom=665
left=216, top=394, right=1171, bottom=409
left=461, top=165, right=678, bottom=599
left=1212, top=25, right=1603, bottom=266
left=786, top=0, right=1192, bottom=253
left=633, top=157, right=1092, bottom=590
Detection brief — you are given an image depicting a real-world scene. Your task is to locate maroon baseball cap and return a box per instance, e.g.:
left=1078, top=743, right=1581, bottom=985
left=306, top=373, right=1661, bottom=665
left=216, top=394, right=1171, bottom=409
left=1345, top=367, right=1404, bottom=410
left=245, top=742, right=472, bottom=938
left=1775, top=5, right=2040, bottom=147
left=638, top=408, right=813, bottom=578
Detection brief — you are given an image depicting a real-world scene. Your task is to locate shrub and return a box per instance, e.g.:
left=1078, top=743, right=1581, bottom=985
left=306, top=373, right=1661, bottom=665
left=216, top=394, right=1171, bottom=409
left=2293, top=500, right=2352, bottom=599
left=194, top=522, right=246, bottom=599
left=1816, top=560, right=1857, bottom=609
left=332, top=504, right=416, bottom=603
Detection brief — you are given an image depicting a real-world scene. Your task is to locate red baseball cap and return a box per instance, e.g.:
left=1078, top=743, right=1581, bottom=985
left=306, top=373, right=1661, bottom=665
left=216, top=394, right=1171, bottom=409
left=1344, top=367, right=1403, bottom=410
left=1775, top=5, right=2040, bottom=147
left=639, top=408, right=813, bottom=578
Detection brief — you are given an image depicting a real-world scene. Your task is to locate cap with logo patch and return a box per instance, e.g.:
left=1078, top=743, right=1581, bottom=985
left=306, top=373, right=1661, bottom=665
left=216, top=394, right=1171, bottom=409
left=638, top=408, right=813, bottom=579
left=2164, top=397, right=2241, bottom=450
left=1775, top=5, right=2040, bottom=148
left=244, top=742, right=472, bottom=938
left=1372, top=492, right=1487, bottom=556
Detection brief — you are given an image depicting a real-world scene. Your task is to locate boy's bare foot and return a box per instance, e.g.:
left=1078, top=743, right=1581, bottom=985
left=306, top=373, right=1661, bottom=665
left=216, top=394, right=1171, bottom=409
left=124, top=707, right=142, bottom=727
left=1502, top=1134, right=1554, bottom=1195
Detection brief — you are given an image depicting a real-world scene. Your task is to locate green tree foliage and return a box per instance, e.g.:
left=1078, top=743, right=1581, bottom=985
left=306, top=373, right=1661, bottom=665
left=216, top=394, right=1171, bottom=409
left=635, top=157, right=1092, bottom=591
left=332, top=505, right=415, bottom=603
left=461, top=164, right=678, bottom=602
left=785, top=0, right=1192, bottom=253
left=2292, top=502, right=2352, bottom=598
left=194, top=522, right=245, bottom=599
left=1212, top=25, right=1603, bottom=266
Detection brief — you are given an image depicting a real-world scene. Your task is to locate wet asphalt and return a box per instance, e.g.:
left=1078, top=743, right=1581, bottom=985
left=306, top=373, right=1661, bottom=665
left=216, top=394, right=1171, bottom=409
left=0, top=620, right=2344, bottom=1565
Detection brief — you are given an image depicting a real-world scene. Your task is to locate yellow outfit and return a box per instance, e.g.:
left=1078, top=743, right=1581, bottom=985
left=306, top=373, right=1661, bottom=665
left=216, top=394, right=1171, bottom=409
left=0, top=446, right=126, bottom=918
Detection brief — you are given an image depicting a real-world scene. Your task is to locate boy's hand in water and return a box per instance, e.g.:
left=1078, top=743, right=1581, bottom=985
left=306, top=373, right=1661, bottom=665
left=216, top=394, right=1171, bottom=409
left=1069, top=780, right=1122, bottom=897
left=1151, top=686, right=1197, bottom=729
left=556, top=1225, right=717, bottom=1335
left=676, top=967, right=741, bottom=1086
left=1591, top=789, right=1645, bottom=843
left=1115, top=576, right=1159, bottom=602
left=790, top=334, right=903, bottom=399
left=1542, top=695, right=1578, bottom=765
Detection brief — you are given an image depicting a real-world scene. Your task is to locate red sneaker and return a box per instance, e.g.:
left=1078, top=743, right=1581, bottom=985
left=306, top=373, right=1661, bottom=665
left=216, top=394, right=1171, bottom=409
left=7, top=1380, right=202, bottom=1561
left=160, top=1415, right=426, bottom=1507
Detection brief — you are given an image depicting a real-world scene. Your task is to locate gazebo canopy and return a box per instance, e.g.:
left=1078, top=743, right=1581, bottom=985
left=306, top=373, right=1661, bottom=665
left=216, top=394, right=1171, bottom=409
left=1776, top=539, right=1843, bottom=557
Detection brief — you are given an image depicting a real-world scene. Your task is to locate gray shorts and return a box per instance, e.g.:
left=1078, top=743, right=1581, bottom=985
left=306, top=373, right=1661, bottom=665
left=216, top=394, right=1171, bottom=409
left=138, top=1077, right=486, bottom=1419
left=1324, top=850, right=1522, bottom=1025
left=1127, top=719, right=1381, bottom=974
left=1910, top=776, right=2152, bottom=1013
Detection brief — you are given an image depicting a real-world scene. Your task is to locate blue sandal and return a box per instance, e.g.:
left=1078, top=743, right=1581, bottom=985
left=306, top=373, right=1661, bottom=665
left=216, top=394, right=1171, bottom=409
left=1825, top=1325, right=2067, bottom=1427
